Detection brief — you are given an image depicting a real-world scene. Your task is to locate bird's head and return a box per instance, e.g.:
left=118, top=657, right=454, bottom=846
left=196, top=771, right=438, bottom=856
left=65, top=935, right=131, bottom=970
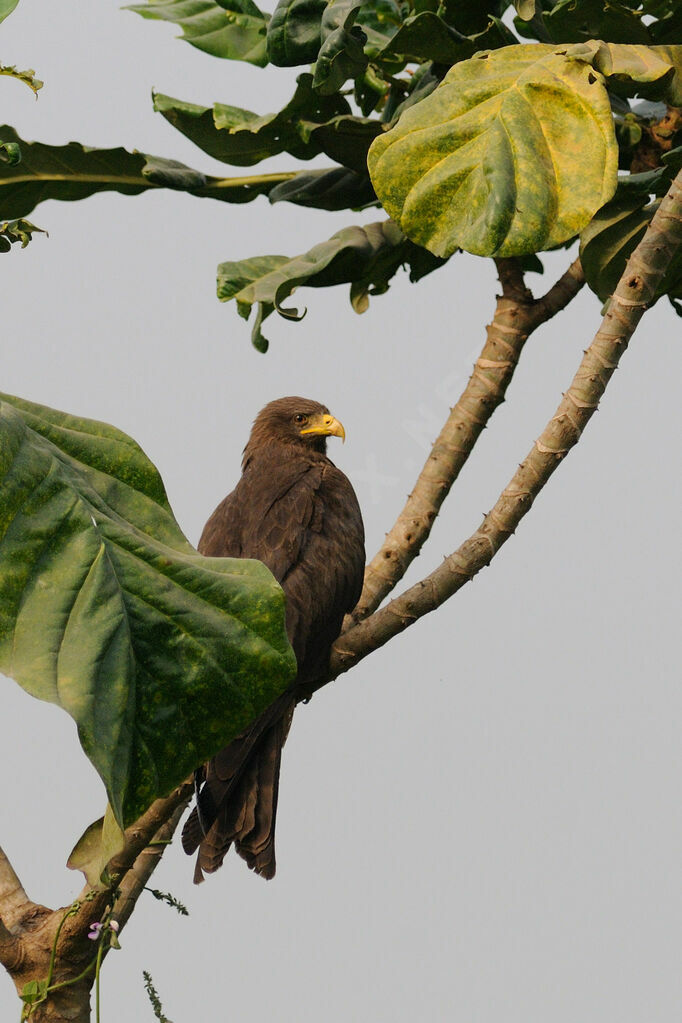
left=243, top=397, right=346, bottom=465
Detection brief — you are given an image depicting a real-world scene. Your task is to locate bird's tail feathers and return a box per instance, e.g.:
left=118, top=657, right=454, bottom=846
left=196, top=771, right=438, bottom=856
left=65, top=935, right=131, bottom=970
left=182, top=695, right=294, bottom=882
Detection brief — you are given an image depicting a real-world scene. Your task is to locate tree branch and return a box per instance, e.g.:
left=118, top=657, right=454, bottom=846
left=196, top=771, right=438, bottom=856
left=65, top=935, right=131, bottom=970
left=350, top=255, right=585, bottom=624
left=331, top=174, right=682, bottom=677
left=0, top=844, right=30, bottom=930
left=61, top=780, right=193, bottom=949
left=112, top=800, right=189, bottom=934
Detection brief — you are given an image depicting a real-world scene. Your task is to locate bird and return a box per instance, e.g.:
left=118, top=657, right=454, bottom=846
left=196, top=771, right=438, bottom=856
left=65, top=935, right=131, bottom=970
left=182, top=397, right=365, bottom=881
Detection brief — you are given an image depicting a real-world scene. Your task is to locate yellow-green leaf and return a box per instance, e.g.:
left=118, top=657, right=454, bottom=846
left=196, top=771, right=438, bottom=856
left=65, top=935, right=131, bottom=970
left=368, top=44, right=619, bottom=258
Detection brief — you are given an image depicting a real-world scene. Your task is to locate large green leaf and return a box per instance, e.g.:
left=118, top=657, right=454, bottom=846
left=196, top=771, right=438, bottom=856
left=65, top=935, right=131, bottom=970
left=0, top=127, right=291, bottom=219
left=217, top=219, right=447, bottom=350
left=0, top=394, right=296, bottom=827
left=368, top=45, right=619, bottom=258
left=153, top=75, right=381, bottom=172
left=125, top=0, right=270, bottom=66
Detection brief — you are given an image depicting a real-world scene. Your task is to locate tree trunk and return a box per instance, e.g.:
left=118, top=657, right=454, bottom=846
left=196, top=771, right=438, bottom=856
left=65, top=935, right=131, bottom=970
left=24, top=980, right=92, bottom=1023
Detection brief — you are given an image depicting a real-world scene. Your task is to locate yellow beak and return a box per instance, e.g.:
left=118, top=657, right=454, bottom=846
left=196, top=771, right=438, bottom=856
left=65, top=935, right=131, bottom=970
left=300, top=412, right=346, bottom=442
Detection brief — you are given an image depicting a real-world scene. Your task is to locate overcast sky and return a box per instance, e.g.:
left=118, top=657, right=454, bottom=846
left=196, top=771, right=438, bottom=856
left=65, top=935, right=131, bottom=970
left=1, top=4, right=681, bottom=1021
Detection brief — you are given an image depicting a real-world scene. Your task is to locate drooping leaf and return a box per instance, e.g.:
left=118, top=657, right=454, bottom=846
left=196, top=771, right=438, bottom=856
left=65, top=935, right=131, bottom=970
left=567, top=40, right=674, bottom=83
left=0, top=64, right=43, bottom=95
left=0, top=394, right=296, bottom=827
left=0, top=0, right=20, bottom=25
left=368, top=45, right=619, bottom=258
left=217, top=219, right=448, bottom=349
left=0, top=127, right=286, bottom=219
left=153, top=75, right=381, bottom=172
left=0, top=217, right=44, bottom=252
left=153, top=75, right=349, bottom=165
left=267, top=0, right=327, bottom=65
left=125, top=0, right=270, bottom=67
left=269, top=165, right=376, bottom=210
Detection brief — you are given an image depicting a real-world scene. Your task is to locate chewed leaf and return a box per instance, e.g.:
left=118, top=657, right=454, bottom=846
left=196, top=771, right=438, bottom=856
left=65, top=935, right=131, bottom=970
left=0, top=218, right=45, bottom=253
left=217, top=219, right=447, bottom=349
left=368, top=45, right=619, bottom=258
left=0, top=64, right=43, bottom=95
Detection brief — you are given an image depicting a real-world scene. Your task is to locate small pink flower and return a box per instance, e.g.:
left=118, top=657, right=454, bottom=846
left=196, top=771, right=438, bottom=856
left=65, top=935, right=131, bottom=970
left=109, top=920, right=119, bottom=933
left=87, top=922, right=103, bottom=941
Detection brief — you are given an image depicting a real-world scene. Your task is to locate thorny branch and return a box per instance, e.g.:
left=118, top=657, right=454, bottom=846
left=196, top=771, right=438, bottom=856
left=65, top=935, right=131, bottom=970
left=330, top=170, right=682, bottom=677
left=112, top=801, right=189, bottom=934
left=61, top=781, right=193, bottom=947
left=349, top=255, right=585, bottom=624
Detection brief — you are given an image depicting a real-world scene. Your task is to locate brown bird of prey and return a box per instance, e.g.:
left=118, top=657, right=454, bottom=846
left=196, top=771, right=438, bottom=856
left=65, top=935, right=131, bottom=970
left=182, top=397, right=365, bottom=881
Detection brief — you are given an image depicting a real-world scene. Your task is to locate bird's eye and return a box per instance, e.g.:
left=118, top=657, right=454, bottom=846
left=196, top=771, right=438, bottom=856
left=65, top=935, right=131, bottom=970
left=293, top=414, right=308, bottom=425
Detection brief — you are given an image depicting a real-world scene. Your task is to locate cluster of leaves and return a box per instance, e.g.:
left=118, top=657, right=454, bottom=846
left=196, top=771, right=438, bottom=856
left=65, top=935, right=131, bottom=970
left=2, top=0, right=682, bottom=347
left=122, top=0, right=682, bottom=342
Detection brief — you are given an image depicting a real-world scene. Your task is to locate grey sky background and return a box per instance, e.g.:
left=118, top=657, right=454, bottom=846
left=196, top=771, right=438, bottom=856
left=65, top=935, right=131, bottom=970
left=1, top=4, right=681, bottom=1021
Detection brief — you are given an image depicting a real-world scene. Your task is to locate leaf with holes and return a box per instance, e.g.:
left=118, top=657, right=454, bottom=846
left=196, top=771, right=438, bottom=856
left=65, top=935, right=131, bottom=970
left=368, top=44, right=619, bottom=258
left=0, top=394, right=296, bottom=828
left=0, top=64, right=43, bottom=95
